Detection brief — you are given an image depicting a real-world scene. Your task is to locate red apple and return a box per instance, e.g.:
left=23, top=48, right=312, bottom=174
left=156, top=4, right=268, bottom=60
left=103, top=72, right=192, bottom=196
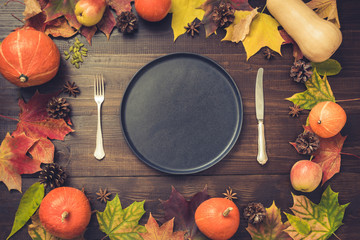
left=135, top=0, right=171, bottom=22
left=290, top=160, right=322, bottom=192
left=74, top=0, right=107, bottom=27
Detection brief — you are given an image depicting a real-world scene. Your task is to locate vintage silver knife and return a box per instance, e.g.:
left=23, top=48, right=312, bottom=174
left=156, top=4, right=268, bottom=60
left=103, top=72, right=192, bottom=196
left=255, top=68, right=268, bottom=165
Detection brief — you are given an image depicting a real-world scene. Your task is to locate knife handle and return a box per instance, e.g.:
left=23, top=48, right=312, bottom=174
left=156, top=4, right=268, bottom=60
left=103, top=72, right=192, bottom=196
left=257, top=120, right=268, bottom=165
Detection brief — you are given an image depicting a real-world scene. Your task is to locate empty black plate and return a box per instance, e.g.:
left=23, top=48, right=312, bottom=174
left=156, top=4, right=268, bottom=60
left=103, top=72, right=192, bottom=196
left=121, top=53, right=243, bottom=174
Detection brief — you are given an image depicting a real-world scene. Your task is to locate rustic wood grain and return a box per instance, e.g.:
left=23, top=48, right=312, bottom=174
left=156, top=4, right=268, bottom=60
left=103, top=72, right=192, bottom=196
left=0, top=0, right=359, bottom=239
left=0, top=174, right=359, bottom=240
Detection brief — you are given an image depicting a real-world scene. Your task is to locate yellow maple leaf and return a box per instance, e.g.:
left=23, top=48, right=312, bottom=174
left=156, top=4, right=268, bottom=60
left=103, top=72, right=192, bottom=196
left=242, top=13, right=284, bottom=60
left=170, top=0, right=205, bottom=41
left=306, top=0, right=340, bottom=28
left=222, top=9, right=258, bottom=43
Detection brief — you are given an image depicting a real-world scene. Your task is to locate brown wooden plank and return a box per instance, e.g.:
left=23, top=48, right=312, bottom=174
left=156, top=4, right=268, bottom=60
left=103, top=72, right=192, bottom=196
left=0, top=173, right=359, bottom=240
left=1, top=0, right=360, bottom=239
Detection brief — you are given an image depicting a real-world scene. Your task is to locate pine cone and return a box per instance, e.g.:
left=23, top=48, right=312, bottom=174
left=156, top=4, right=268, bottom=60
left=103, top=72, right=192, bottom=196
left=39, top=163, right=67, bottom=189
left=295, top=131, right=320, bottom=155
left=47, top=97, right=70, bottom=119
left=212, top=1, right=235, bottom=28
left=244, top=202, right=266, bottom=224
left=116, top=11, right=138, bottom=33
left=290, top=59, right=313, bottom=83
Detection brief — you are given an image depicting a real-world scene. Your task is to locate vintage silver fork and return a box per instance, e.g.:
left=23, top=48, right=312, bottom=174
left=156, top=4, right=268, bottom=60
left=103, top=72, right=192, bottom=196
left=94, top=74, right=105, bottom=160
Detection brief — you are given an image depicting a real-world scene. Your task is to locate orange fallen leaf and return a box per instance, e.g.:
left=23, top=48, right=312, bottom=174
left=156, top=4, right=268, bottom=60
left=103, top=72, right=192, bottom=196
left=140, top=213, right=186, bottom=240
left=12, top=91, right=73, bottom=164
left=0, top=133, right=41, bottom=192
left=306, top=0, right=340, bottom=28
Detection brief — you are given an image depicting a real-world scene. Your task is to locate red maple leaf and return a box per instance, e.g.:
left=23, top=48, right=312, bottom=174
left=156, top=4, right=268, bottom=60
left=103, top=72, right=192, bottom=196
left=313, top=133, right=347, bottom=185
left=80, top=25, right=98, bottom=44
left=25, top=12, right=48, bottom=32
left=160, top=186, right=209, bottom=238
left=78, top=7, right=116, bottom=44
left=23, top=0, right=127, bottom=43
left=279, top=29, right=303, bottom=61
left=43, top=0, right=81, bottom=30
left=290, top=126, right=347, bottom=185
left=12, top=91, right=73, bottom=164
left=0, top=133, right=41, bottom=192
left=98, top=7, right=117, bottom=40
left=107, top=0, right=133, bottom=15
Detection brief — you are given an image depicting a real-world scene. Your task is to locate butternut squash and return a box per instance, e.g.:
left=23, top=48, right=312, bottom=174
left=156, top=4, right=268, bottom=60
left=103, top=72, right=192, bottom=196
left=267, top=0, right=342, bottom=62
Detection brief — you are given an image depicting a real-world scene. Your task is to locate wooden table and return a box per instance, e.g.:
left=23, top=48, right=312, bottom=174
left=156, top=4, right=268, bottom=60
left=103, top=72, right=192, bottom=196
left=1, top=1, right=359, bottom=239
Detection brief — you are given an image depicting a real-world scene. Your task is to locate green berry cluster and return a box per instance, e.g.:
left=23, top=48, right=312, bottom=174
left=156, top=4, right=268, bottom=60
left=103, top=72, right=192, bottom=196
left=64, top=37, right=88, bottom=69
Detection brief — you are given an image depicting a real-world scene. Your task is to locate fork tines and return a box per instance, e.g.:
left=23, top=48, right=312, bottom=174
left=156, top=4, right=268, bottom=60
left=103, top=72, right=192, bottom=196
left=94, top=74, right=104, bottom=96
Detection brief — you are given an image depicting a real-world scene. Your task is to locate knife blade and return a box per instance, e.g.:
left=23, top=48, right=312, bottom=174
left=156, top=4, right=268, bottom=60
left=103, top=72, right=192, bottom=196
left=255, top=68, right=268, bottom=165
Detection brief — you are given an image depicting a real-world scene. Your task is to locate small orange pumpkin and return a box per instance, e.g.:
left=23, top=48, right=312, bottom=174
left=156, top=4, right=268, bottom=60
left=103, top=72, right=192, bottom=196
left=309, top=101, right=346, bottom=138
left=0, top=27, right=60, bottom=87
left=135, top=0, right=171, bottom=22
left=39, top=187, right=91, bottom=239
left=195, top=198, right=240, bottom=240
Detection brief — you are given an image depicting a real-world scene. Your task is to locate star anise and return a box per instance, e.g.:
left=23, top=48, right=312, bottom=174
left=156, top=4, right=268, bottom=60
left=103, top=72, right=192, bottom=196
left=223, top=187, right=238, bottom=201
left=63, top=81, right=80, bottom=97
left=262, top=47, right=275, bottom=60
left=96, top=188, right=112, bottom=203
left=289, top=104, right=303, bottom=117
left=185, top=21, right=201, bottom=37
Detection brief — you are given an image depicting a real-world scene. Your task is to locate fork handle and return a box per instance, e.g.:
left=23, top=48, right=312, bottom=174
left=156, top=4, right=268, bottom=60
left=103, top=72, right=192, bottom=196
left=94, top=104, right=105, bottom=160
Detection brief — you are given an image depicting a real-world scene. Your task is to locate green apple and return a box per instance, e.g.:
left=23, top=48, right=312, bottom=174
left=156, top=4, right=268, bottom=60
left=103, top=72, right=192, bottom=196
left=74, top=0, right=107, bottom=27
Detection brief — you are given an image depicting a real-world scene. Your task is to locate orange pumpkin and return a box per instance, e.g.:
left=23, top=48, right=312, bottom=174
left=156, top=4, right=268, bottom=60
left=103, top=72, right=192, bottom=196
left=0, top=27, right=60, bottom=87
left=135, top=0, right=171, bottom=22
left=195, top=198, right=240, bottom=240
left=39, top=187, right=91, bottom=239
left=309, top=101, right=346, bottom=138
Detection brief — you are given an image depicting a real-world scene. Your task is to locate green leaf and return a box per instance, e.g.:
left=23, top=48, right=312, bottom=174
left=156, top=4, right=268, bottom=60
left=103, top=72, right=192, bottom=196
left=311, top=59, right=342, bottom=76
left=283, top=213, right=311, bottom=235
left=7, top=182, right=44, bottom=240
left=97, top=194, right=146, bottom=240
left=284, top=185, right=350, bottom=240
left=286, top=69, right=335, bottom=110
left=28, top=210, right=84, bottom=240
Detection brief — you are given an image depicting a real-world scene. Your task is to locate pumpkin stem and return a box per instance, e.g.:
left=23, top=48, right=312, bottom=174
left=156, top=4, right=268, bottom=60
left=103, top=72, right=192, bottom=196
left=61, top=211, right=69, bottom=223
left=318, top=120, right=321, bottom=124
left=19, top=74, right=28, bottom=83
left=222, top=207, right=233, bottom=217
